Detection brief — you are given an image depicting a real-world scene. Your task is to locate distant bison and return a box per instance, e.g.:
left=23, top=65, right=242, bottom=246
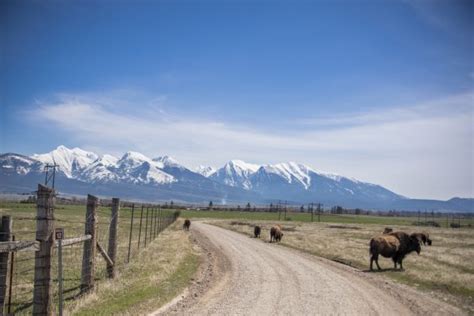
left=383, top=227, right=393, bottom=234
left=270, top=226, right=283, bottom=243
left=369, top=231, right=420, bottom=271
left=411, top=232, right=432, bottom=246
left=254, top=225, right=261, bottom=238
left=183, top=219, right=191, bottom=231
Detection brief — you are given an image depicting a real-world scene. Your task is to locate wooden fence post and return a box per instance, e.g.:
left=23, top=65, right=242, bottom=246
left=107, top=198, right=119, bottom=278
left=0, top=216, right=12, bottom=313
left=33, top=184, right=55, bottom=315
left=81, top=194, right=98, bottom=294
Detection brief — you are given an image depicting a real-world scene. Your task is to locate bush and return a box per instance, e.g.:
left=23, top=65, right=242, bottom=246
left=450, top=223, right=461, bottom=228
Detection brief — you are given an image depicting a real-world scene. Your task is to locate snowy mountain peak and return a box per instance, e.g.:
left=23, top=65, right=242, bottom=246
left=120, top=151, right=151, bottom=163
left=195, top=165, right=216, bottom=177
left=99, top=154, right=119, bottom=166
left=32, top=145, right=98, bottom=178
left=153, top=155, right=180, bottom=167
left=226, top=160, right=260, bottom=173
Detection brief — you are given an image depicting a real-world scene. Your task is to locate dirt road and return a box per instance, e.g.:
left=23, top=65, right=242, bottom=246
left=157, top=222, right=461, bottom=315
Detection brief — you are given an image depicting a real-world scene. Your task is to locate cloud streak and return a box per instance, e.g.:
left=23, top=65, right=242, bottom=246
left=29, top=91, right=473, bottom=200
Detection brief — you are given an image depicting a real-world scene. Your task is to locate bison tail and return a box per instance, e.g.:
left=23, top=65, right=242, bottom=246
left=369, top=239, right=376, bottom=255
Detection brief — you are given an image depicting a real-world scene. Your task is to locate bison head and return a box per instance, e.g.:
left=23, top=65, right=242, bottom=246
left=409, top=236, right=421, bottom=254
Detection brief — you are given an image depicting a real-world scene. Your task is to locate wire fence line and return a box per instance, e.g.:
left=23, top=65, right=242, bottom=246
left=0, top=184, right=179, bottom=315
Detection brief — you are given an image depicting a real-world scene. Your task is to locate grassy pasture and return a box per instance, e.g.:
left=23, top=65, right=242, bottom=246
left=211, top=219, right=474, bottom=313
left=180, top=209, right=474, bottom=227
left=0, top=202, right=188, bottom=315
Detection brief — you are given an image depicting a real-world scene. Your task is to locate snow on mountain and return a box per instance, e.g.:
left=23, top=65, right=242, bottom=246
left=210, top=160, right=260, bottom=189
left=260, top=162, right=313, bottom=189
left=152, top=156, right=181, bottom=168
left=81, top=154, right=119, bottom=183
left=195, top=165, right=216, bottom=177
left=0, top=147, right=418, bottom=209
left=0, top=153, right=41, bottom=175
left=32, top=145, right=98, bottom=178
left=114, top=152, right=175, bottom=184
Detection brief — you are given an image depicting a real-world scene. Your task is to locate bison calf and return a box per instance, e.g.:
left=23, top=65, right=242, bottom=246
left=369, top=232, right=420, bottom=271
left=254, top=225, right=261, bottom=238
left=270, top=226, right=283, bottom=242
left=183, top=219, right=191, bottom=231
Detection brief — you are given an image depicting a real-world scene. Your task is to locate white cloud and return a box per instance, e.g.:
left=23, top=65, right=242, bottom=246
left=30, top=91, right=473, bottom=200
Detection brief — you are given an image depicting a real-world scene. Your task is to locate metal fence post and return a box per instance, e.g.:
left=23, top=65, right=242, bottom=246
left=107, top=198, right=119, bottom=278
left=138, top=205, right=144, bottom=250
left=127, top=205, right=135, bottom=263
left=144, top=207, right=149, bottom=247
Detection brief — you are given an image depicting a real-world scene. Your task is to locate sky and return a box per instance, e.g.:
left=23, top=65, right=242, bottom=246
left=1, top=0, right=473, bottom=200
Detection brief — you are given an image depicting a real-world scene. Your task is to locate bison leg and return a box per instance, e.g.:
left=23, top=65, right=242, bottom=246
left=399, top=259, right=404, bottom=271
left=370, top=254, right=381, bottom=270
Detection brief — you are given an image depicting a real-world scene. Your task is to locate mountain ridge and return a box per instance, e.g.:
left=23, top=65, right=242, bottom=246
left=0, top=146, right=472, bottom=212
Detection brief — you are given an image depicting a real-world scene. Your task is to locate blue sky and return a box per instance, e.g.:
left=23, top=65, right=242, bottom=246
left=1, top=0, right=473, bottom=199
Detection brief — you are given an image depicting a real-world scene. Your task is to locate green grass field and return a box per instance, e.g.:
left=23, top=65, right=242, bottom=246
left=180, top=209, right=474, bottom=227
left=0, top=201, right=180, bottom=315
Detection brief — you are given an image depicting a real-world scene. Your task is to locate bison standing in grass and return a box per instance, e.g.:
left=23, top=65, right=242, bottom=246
left=270, top=226, right=283, bottom=243
left=411, top=232, right=432, bottom=246
left=254, top=225, right=261, bottom=238
left=369, top=232, right=420, bottom=271
left=183, top=219, right=191, bottom=231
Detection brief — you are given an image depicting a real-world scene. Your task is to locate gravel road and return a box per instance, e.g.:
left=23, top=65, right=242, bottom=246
left=157, top=222, right=462, bottom=316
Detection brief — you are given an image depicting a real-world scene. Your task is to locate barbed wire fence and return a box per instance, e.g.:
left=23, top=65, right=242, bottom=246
left=0, top=184, right=179, bottom=315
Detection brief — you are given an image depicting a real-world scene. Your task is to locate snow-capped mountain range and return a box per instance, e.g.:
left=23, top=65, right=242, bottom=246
left=1, top=146, right=472, bottom=212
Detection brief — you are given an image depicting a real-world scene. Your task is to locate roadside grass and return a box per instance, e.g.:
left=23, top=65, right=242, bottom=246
left=69, top=219, right=200, bottom=315
left=211, top=219, right=474, bottom=313
left=0, top=202, right=184, bottom=314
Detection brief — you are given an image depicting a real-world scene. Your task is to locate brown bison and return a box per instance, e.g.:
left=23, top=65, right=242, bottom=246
left=383, top=227, right=393, bottom=234
left=411, top=232, right=432, bottom=246
left=270, top=226, right=283, bottom=242
left=254, top=225, right=261, bottom=238
left=183, top=219, right=191, bottom=231
left=369, top=231, right=420, bottom=271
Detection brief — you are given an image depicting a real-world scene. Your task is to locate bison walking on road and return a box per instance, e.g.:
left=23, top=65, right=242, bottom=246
left=369, top=232, right=420, bottom=271
left=254, top=226, right=261, bottom=238
left=270, top=226, right=283, bottom=242
left=183, top=219, right=191, bottom=231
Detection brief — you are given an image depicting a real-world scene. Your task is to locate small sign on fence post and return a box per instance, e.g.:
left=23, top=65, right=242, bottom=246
left=56, top=227, right=64, bottom=316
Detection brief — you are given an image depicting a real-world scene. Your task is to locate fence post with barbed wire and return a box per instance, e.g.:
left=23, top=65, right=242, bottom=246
left=33, top=184, right=55, bottom=315
left=107, top=198, right=119, bottom=278
left=81, top=194, right=98, bottom=294
left=0, top=215, right=12, bottom=313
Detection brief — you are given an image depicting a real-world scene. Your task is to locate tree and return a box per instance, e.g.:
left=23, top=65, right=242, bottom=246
left=209, top=201, right=213, bottom=210
left=246, top=202, right=251, bottom=212
left=300, top=205, right=305, bottom=212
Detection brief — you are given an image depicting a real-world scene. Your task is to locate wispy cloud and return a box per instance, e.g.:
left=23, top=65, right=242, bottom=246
left=29, top=91, right=473, bottom=200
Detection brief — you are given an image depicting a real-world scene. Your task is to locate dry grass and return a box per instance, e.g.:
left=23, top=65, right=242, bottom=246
left=212, top=219, right=474, bottom=313
left=69, top=218, right=200, bottom=315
